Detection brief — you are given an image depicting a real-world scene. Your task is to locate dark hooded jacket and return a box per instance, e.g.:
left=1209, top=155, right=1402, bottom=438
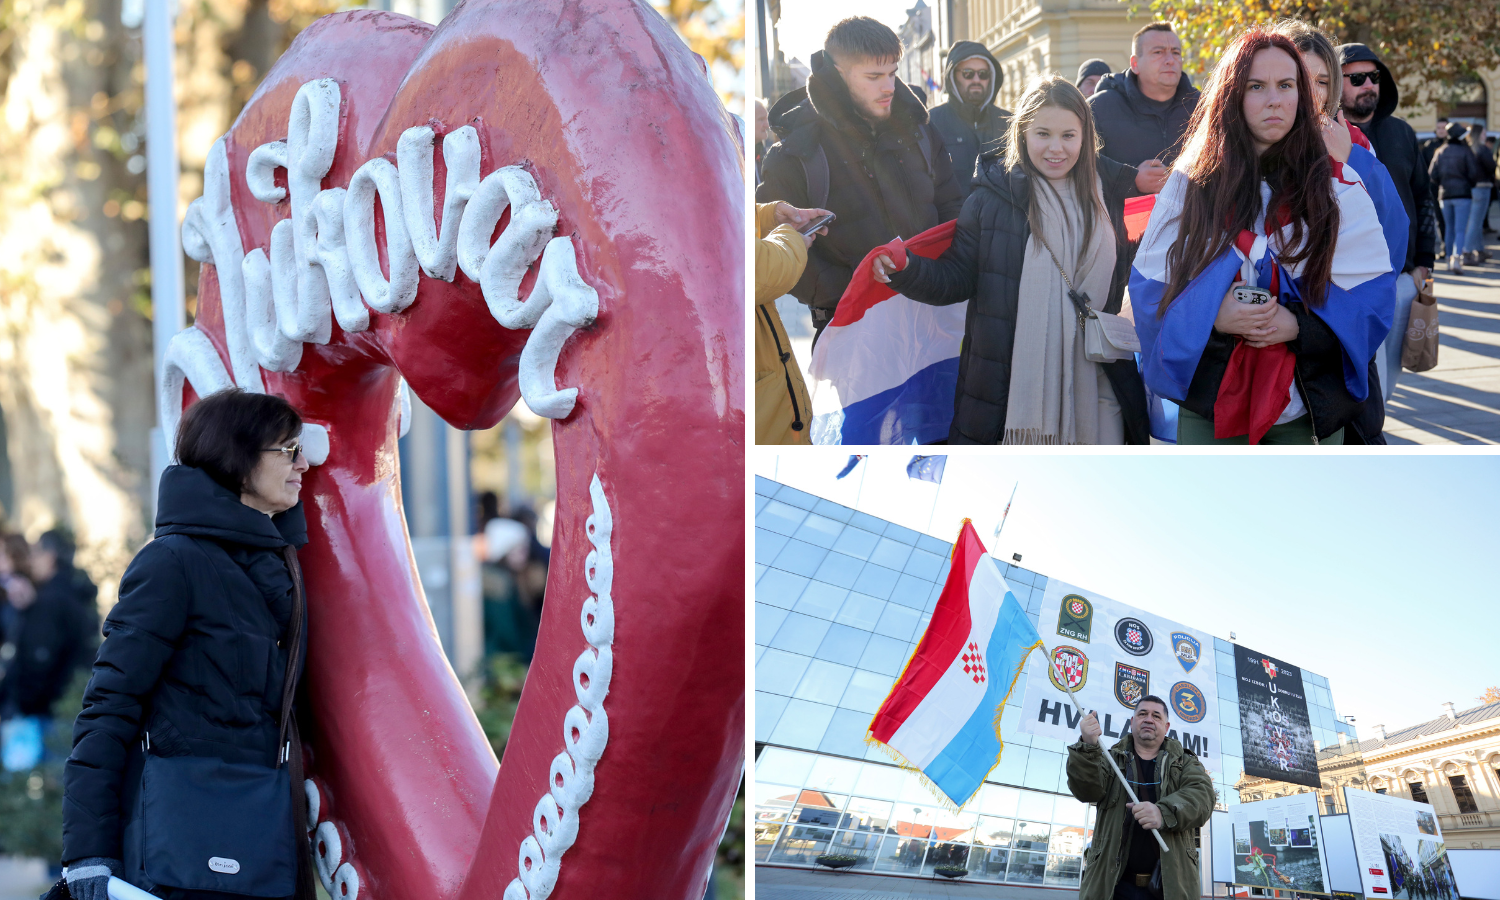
left=758, top=51, right=964, bottom=322
left=1087, top=69, right=1199, bottom=168
left=1337, top=43, right=1438, bottom=272
left=927, top=41, right=1011, bottom=198
left=63, top=464, right=309, bottom=873
left=1428, top=128, right=1481, bottom=202
left=0, top=571, right=92, bottom=717
left=886, top=151, right=1151, bottom=444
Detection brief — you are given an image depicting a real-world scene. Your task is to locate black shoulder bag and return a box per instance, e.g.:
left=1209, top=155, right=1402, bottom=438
left=132, top=547, right=311, bottom=899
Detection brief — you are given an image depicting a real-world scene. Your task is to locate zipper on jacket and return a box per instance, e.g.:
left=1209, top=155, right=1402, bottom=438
left=760, top=305, right=805, bottom=432
left=1292, top=359, right=1319, bottom=445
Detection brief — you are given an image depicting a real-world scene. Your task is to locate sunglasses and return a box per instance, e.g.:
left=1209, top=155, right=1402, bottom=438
left=263, top=442, right=304, bottom=461
left=1343, top=71, right=1381, bottom=87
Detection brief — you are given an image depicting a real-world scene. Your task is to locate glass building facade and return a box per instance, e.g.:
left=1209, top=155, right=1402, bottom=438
left=753, top=475, right=1356, bottom=881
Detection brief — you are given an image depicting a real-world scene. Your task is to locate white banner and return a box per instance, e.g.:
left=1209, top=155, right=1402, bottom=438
left=1345, top=787, right=1458, bottom=900
left=1018, top=579, right=1222, bottom=778
left=1229, top=793, right=1331, bottom=892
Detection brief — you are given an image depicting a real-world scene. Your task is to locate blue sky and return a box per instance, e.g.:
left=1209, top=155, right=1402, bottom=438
left=755, top=452, right=1500, bottom=736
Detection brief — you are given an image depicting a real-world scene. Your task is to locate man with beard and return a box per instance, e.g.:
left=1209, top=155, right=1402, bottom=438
left=1068, top=695, right=1214, bottom=900
left=758, top=17, right=963, bottom=339
left=927, top=41, right=1010, bottom=199
left=1338, top=43, right=1438, bottom=405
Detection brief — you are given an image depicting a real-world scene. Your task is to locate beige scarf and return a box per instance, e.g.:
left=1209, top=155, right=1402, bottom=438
left=1003, top=175, right=1119, bottom=445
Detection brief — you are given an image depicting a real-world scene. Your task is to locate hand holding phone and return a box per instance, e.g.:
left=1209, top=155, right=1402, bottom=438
left=799, top=213, right=836, bottom=236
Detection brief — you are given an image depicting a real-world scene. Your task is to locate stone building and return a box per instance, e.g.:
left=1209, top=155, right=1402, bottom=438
left=1236, top=701, right=1500, bottom=850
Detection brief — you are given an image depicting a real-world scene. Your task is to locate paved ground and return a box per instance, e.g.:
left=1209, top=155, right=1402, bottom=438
left=0, top=857, right=50, bottom=900
left=1384, top=228, right=1500, bottom=444
left=755, top=865, right=1081, bottom=900
left=776, top=216, right=1500, bottom=445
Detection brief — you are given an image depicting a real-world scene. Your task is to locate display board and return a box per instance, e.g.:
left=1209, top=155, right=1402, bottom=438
left=1229, top=793, right=1331, bottom=893
left=1320, top=814, right=1368, bottom=893
left=1233, top=644, right=1321, bottom=788
left=1211, top=810, right=1235, bottom=885
left=1345, top=787, right=1460, bottom=900
left=1019, top=580, right=1223, bottom=778
left=1446, top=848, right=1500, bottom=900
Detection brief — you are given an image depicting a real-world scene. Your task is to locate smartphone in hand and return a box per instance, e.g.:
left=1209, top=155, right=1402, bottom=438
left=799, top=213, right=836, bottom=236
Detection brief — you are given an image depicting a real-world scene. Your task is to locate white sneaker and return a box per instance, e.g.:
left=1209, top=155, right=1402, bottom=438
left=1451, top=253, right=1464, bottom=275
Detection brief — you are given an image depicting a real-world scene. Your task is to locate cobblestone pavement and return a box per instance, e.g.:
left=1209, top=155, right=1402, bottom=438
left=754, top=864, right=1081, bottom=900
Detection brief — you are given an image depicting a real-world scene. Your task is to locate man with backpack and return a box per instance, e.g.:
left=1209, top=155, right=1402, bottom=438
left=757, top=16, right=963, bottom=339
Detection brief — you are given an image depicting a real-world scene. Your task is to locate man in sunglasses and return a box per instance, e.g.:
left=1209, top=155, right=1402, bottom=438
left=927, top=41, right=1010, bottom=199
left=1338, top=42, right=1439, bottom=406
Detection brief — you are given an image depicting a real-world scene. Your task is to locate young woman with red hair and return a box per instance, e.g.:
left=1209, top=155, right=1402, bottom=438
left=1130, top=26, right=1397, bottom=444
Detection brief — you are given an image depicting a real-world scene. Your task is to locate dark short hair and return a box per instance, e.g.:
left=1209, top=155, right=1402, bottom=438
left=825, top=16, right=902, bottom=67
left=175, top=388, right=303, bottom=494
left=1132, top=22, right=1178, bottom=57
left=1136, top=694, right=1170, bottom=716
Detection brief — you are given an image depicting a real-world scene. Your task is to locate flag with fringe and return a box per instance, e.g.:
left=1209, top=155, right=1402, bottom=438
left=867, top=519, right=1041, bottom=811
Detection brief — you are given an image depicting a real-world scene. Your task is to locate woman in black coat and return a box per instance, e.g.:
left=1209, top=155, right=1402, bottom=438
left=61, top=389, right=316, bottom=900
left=872, top=75, right=1150, bottom=444
left=1429, top=121, right=1481, bottom=272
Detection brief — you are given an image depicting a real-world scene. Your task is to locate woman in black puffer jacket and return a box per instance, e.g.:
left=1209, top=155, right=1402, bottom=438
left=61, top=389, right=316, bottom=900
left=1429, top=121, right=1482, bottom=272
left=874, top=75, right=1150, bottom=444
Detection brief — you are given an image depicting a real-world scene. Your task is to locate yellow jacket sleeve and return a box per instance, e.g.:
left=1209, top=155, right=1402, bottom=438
left=755, top=203, right=807, bottom=306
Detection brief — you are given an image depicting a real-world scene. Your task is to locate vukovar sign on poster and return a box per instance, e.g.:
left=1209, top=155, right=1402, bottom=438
left=1233, top=645, right=1321, bottom=789
left=1019, top=580, right=1222, bottom=777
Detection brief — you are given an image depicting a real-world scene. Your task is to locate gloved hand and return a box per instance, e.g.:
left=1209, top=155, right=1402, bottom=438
left=63, top=858, right=120, bottom=900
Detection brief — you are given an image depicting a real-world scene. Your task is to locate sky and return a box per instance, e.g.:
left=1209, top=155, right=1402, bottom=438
left=755, top=451, right=1500, bottom=737
left=771, top=0, right=913, bottom=67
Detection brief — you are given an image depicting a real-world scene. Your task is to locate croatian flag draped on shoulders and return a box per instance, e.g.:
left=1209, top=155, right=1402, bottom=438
left=867, top=520, right=1040, bottom=811
left=808, top=223, right=965, bottom=445
left=1129, top=158, right=1400, bottom=442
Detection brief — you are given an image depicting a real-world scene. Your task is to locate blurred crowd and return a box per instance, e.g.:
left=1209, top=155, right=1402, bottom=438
left=0, top=530, right=98, bottom=771
left=474, top=491, right=550, bottom=664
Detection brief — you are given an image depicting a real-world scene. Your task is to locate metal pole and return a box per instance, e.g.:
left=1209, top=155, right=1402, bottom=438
left=756, top=0, right=772, bottom=100
left=1050, top=648, right=1170, bottom=853
left=145, top=0, right=184, bottom=520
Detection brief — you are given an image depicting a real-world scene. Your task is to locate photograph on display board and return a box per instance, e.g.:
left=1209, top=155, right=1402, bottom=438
left=1233, top=644, right=1321, bottom=788
left=1230, top=793, right=1330, bottom=894
left=1019, top=580, right=1222, bottom=779
left=1345, top=786, right=1456, bottom=900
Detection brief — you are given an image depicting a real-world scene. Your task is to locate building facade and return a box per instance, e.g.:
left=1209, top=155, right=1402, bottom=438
left=754, top=475, right=1354, bottom=881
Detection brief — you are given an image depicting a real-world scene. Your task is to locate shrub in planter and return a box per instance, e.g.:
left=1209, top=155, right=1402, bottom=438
left=934, top=864, right=969, bottom=879
left=815, top=854, right=858, bottom=870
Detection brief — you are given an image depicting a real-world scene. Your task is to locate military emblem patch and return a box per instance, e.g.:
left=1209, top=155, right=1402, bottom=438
left=1048, top=645, right=1089, bottom=692
left=1056, top=594, right=1093, bottom=643
left=1170, top=681, right=1207, bottom=723
left=1114, top=662, right=1149, bottom=709
left=1262, top=658, right=1279, bottom=679
left=1171, top=632, right=1200, bottom=673
left=1114, top=617, right=1153, bottom=656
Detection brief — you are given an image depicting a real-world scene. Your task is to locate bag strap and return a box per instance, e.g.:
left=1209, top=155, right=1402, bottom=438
left=1032, top=229, right=1096, bottom=322
left=801, top=145, right=830, bottom=210
left=277, top=546, right=307, bottom=768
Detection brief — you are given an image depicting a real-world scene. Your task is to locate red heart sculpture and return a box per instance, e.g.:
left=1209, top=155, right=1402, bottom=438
left=163, top=4, right=744, bottom=900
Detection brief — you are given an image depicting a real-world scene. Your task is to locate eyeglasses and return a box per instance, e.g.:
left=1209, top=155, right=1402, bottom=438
left=263, top=442, right=304, bottom=461
left=1343, top=71, right=1380, bottom=87
left=957, top=69, right=991, bottom=80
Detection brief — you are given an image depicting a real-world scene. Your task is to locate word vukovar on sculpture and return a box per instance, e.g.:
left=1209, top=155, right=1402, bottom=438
left=157, top=4, right=745, bottom=900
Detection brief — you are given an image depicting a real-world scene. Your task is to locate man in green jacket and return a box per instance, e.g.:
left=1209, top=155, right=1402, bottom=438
left=1066, top=695, right=1216, bottom=900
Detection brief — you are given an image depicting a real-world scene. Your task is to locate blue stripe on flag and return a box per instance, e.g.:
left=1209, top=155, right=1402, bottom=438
left=919, top=591, right=1041, bottom=809
left=816, top=356, right=959, bottom=445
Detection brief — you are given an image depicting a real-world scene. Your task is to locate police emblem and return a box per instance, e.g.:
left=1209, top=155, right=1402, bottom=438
left=1114, top=662, right=1149, bottom=709
left=1171, top=632, right=1200, bottom=673
left=1170, top=681, right=1207, bottom=723
left=1048, top=645, right=1089, bottom=692
left=1114, top=617, right=1153, bottom=656
left=1057, top=594, right=1094, bottom=643
left=1262, top=658, right=1279, bottom=679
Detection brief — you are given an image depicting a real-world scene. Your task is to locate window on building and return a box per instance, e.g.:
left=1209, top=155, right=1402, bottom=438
left=1376, top=788, right=1387, bottom=795
left=1409, top=782, right=1428, bottom=804
left=1450, top=775, right=1478, bottom=814
left=1325, top=796, right=1338, bottom=815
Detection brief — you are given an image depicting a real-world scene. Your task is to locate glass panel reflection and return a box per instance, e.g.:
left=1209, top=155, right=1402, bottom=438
left=1007, top=849, right=1049, bottom=883
left=1013, top=819, right=1052, bottom=851
left=974, top=816, right=1014, bottom=847
left=873, top=836, right=929, bottom=873
left=826, top=830, right=882, bottom=870
left=789, top=791, right=849, bottom=828
left=968, top=843, right=1010, bottom=880
left=839, top=797, right=895, bottom=833
left=753, top=821, right=783, bottom=862
left=754, top=782, right=801, bottom=810
left=767, top=824, right=834, bottom=864
left=1044, top=854, right=1083, bottom=887
left=921, top=842, right=971, bottom=877
left=1050, top=825, right=1089, bottom=856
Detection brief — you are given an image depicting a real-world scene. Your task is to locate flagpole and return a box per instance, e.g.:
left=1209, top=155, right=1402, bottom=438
left=924, top=471, right=944, bottom=534
left=992, top=482, right=1017, bottom=555
left=854, top=457, right=868, bottom=511
left=1047, top=645, right=1170, bottom=853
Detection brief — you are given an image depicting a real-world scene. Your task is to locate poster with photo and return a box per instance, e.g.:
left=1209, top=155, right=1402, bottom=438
left=1233, top=644, right=1320, bottom=788
left=1229, top=792, right=1330, bottom=893
left=1019, top=580, right=1222, bottom=778
left=1346, top=788, right=1459, bottom=899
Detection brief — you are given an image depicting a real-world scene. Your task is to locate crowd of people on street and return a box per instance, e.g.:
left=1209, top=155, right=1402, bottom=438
left=0, top=529, right=98, bottom=770
left=753, top=15, right=1494, bottom=446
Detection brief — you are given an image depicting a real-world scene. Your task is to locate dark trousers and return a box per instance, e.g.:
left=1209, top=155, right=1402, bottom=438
left=1114, top=878, right=1158, bottom=900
